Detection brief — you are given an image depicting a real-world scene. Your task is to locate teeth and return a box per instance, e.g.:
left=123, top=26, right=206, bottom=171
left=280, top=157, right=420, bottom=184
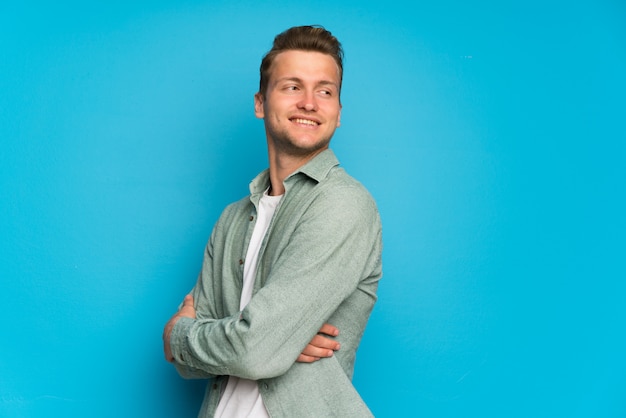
left=293, top=118, right=317, bottom=126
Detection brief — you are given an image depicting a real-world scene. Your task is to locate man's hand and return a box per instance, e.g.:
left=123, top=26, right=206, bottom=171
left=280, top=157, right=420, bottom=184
left=297, top=323, right=340, bottom=363
left=163, top=295, right=196, bottom=362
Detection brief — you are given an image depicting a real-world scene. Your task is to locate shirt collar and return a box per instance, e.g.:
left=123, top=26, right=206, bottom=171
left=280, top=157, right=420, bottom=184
left=286, top=148, right=339, bottom=184
left=249, top=149, right=339, bottom=197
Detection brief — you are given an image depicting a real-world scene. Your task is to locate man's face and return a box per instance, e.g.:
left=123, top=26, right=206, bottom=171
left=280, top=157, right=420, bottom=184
left=254, top=50, right=342, bottom=158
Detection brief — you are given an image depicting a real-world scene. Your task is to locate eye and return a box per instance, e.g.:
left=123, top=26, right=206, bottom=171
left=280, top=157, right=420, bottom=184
left=318, top=89, right=333, bottom=97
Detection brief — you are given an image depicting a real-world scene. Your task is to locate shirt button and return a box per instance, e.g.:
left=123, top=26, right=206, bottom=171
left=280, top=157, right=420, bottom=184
left=239, top=259, right=244, bottom=265
left=249, top=215, right=254, bottom=221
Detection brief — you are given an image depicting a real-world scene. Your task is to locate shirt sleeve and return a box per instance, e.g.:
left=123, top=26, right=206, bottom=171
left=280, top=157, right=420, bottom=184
left=170, top=183, right=382, bottom=380
left=170, top=227, right=222, bottom=380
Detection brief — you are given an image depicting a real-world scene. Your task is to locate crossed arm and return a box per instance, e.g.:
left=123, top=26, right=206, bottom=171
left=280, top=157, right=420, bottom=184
left=163, top=294, right=340, bottom=365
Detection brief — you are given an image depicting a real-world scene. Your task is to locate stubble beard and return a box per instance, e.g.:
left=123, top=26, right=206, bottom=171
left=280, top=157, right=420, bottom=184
left=269, top=128, right=333, bottom=158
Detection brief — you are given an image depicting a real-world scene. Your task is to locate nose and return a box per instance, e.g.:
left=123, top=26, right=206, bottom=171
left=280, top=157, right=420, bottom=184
left=298, top=91, right=318, bottom=112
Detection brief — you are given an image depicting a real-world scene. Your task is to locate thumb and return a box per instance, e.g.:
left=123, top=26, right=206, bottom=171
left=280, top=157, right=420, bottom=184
left=179, top=295, right=196, bottom=319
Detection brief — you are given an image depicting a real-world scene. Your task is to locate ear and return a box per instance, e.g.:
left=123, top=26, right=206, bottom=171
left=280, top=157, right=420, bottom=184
left=254, top=92, right=264, bottom=119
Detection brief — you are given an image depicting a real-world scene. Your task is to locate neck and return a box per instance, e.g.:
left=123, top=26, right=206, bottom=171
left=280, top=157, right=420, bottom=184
left=267, top=145, right=326, bottom=196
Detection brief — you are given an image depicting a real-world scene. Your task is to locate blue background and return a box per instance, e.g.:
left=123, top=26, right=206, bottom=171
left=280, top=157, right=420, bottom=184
left=1, top=1, right=625, bottom=417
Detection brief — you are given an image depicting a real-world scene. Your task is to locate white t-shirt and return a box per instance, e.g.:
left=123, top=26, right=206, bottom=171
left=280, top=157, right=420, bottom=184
left=215, top=189, right=282, bottom=418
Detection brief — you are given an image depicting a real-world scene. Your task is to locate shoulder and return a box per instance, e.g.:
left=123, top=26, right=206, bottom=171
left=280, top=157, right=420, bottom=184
left=324, top=167, right=378, bottom=206
left=309, top=167, right=381, bottom=225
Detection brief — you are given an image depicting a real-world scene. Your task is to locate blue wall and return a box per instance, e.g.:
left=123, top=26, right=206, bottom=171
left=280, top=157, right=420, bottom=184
left=1, top=1, right=625, bottom=417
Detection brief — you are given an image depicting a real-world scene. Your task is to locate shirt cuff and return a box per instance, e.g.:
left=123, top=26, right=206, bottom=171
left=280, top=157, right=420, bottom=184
left=170, top=316, right=195, bottom=365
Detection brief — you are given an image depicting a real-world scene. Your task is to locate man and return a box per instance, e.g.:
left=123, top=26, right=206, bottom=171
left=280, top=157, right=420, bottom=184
left=163, top=25, right=382, bottom=417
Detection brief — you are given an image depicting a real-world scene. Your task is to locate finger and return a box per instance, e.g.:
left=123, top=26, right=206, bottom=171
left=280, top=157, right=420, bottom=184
left=182, top=294, right=194, bottom=307
left=296, top=354, right=321, bottom=363
left=179, top=295, right=197, bottom=318
left=301, top=342, right=335, bottom=358
left=318, top=323, right=339, bottom=337
left=309, top=334, right=341, bottom=351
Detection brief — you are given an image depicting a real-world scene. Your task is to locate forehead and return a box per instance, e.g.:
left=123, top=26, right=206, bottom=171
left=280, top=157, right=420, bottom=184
left=269, top=50, right=340, bottom=85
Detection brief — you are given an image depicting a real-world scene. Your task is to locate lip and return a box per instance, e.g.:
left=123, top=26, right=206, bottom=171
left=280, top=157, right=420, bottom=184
left=289, top=115, right=322, bottom=126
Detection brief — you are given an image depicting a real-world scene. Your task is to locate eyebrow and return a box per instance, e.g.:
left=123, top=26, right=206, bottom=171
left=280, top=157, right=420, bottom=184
left=275, top=77, right=339, bottom=89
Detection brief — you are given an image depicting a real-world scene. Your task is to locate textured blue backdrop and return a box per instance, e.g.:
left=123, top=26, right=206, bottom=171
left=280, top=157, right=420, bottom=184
left=1, top=1, right=625, bottom=417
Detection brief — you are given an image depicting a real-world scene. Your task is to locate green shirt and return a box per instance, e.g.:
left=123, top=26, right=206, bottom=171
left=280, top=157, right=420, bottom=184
left=170, top=149, right=383, bottom=417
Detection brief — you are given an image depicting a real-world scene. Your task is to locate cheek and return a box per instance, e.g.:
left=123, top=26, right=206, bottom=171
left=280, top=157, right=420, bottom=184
left=329, top=107, right=341, bottom=127
left=266, top=112, right=285, bottom=129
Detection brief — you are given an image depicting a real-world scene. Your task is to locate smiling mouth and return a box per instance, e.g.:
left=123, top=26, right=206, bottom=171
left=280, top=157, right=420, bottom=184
left=291, top=118, right=320, bottom=127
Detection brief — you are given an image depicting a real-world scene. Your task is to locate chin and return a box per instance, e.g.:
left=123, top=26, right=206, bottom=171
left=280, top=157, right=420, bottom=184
left=272, top=133, right=331, bottom=156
